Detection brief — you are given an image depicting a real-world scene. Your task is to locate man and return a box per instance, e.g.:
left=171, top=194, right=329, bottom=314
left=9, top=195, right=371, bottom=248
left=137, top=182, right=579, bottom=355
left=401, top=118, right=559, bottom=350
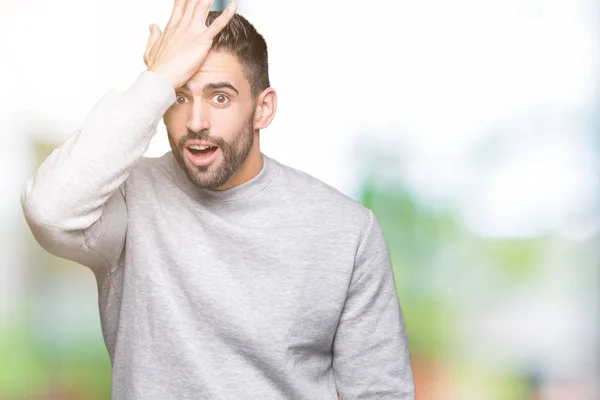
left=21, top=0, right=415, bottom=398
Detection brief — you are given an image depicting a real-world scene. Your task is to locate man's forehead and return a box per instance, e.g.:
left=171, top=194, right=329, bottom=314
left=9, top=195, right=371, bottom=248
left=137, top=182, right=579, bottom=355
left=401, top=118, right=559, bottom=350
left=185, top=51, right=247, bottom=92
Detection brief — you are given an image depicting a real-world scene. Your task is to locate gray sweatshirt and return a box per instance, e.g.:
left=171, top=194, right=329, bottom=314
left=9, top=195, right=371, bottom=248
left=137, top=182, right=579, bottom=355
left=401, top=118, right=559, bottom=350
left=20, top=71, right=415, bottom=400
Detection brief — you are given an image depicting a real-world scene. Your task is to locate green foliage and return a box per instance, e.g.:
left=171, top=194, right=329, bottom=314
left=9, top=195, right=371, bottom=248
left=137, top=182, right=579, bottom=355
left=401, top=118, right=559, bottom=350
left=0, top=323, right=111, bottom=400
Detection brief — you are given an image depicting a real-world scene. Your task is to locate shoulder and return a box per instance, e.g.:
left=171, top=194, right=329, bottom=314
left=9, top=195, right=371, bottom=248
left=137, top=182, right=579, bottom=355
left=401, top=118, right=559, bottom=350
left=124, top=151, right=174, bottom=192
left=267, top=154, right=374, bottom=233
left=130, top=151, right=173, bottom=175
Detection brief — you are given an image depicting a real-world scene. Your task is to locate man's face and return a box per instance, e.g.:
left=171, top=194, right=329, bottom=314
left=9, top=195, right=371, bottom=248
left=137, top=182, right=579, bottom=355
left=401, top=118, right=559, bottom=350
left=164, top=50, right=256, bottom=190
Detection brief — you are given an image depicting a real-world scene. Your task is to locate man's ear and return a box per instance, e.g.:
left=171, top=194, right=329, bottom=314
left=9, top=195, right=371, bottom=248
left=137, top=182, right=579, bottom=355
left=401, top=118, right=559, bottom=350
left=253, top=87, right=277, bottom=130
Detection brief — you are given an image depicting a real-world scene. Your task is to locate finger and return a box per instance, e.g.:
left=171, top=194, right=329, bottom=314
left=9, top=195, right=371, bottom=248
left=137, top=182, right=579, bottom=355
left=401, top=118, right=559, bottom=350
left=190, top=0, right=214, bottom=31
left=144, top=24, right=162, bottom=65
left=205, top=1, right=237, bottom=37
left=146, top=24, right=162, bottom=52
left=199, top=0, right=215, bottom=26
left=181, top=0, right=204, bottom=27
left=165, top=0, right=187, bottom=30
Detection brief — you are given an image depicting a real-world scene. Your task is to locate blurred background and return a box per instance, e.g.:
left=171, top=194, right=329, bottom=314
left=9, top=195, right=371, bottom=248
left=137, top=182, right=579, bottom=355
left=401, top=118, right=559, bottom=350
left=1, top=0, right=599, bottom=398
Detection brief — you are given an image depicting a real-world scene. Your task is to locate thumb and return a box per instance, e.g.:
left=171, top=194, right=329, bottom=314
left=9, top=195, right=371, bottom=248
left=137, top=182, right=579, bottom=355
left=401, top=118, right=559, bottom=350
left=144, top=24, right=162, bottom=66
left=149, top=24, right=162, bottom=37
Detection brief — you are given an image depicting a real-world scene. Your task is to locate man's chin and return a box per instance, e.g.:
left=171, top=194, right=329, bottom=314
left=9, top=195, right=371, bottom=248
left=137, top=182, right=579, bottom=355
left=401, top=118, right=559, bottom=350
left=185, top=168, right=217, bottom=189
left=183, top=162, right=229, bottom=190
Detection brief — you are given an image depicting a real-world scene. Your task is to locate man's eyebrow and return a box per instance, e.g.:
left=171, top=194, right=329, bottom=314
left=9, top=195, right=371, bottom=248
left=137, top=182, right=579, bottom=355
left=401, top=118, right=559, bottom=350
left=180, top=82, right=240, bottom=95
left=203, top=82, right=239, bottom=94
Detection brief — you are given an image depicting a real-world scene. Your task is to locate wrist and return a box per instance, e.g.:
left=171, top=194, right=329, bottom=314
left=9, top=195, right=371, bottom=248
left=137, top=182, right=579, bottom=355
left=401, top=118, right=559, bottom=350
left=146, top=66, right=179, bottom=90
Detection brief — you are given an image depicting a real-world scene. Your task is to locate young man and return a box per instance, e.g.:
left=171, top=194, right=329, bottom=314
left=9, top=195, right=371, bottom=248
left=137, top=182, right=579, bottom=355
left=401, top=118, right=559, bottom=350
left=20, top=1, right=415, bottom=398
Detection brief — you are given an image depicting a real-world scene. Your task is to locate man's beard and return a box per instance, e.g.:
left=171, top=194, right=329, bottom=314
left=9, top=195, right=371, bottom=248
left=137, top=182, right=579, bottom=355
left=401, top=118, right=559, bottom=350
left=169, top=117, right=255, bottom=190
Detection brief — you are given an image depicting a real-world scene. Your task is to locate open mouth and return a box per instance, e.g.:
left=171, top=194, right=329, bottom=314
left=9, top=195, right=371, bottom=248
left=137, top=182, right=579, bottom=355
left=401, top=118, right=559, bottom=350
left=186, top=144, right=219, bottom=167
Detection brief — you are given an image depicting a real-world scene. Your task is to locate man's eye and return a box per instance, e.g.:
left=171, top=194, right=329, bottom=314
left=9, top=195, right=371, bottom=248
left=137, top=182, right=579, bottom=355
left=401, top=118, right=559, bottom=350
left=175, top=95, right=189, bottom=104
left=210, top=94, right=229, bottom=105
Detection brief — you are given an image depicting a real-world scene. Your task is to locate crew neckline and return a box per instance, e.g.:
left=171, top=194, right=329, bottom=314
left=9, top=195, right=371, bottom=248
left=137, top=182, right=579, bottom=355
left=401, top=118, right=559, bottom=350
left=169, top=151, right=279, bottom=203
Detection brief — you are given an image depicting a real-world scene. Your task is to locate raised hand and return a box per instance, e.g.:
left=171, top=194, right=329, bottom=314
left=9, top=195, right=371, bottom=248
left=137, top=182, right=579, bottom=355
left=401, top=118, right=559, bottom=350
left=144, top=0, right=237, bottom=89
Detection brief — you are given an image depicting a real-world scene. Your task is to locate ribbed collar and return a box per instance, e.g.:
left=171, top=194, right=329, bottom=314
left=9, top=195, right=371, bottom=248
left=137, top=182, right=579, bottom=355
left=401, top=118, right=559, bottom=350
left=169, top=151, right=279, bottom=203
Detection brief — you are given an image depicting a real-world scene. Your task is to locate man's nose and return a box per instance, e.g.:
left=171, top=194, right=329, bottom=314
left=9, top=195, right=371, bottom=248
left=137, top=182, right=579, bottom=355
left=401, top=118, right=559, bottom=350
left=186, top=102, right=210, bottom=133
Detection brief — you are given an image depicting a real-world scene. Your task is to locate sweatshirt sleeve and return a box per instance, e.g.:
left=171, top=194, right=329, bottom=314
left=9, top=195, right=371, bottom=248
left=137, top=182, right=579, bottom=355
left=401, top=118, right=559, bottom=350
left=21, top=71, right=176, bottom=274
left=332, top=209, right=416, bottom=399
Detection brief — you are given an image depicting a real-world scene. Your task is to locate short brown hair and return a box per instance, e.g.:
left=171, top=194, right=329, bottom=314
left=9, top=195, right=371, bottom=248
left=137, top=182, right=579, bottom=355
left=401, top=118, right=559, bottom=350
left=206, top=11, right=270, bottom=97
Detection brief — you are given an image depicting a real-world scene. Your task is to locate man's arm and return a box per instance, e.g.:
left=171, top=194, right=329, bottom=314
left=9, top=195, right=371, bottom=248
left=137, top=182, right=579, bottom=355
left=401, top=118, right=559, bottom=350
left=332, top=209, right=415, bottom=399
left=21, top=71, right=176, bottom=273
left=21, top=0, right=238, bottom=273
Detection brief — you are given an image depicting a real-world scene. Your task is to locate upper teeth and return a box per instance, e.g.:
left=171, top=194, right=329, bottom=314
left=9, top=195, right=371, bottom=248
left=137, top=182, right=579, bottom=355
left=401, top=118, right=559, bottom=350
left=190, top=145, right=211, bottom=150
